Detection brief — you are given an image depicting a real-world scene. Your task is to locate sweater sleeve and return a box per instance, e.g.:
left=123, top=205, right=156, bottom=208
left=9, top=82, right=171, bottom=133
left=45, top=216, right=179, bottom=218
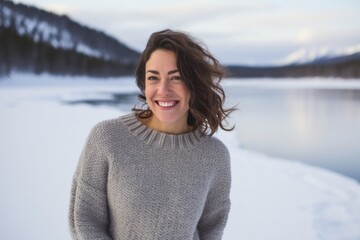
left=197, top=144, right=231, bottom=240
left=69, top=123, right=112, bottom=240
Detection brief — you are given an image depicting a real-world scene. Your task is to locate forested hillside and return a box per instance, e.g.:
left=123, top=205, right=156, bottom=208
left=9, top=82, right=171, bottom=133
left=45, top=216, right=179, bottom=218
left=0, top=0, right=139, bottom=77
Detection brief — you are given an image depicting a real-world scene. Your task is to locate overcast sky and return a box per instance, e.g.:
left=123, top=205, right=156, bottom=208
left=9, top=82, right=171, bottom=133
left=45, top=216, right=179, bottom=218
left=14, top=0, right=360, bottom=65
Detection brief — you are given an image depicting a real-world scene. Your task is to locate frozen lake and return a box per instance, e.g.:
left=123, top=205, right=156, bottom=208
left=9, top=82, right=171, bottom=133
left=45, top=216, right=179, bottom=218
left=222, top=79, right=360, bottom=182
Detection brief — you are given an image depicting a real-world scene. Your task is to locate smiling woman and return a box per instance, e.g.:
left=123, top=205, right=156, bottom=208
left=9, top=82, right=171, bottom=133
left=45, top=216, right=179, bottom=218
left=135, top=29, right=235, bottom=136
left=69, top=29, right=236, bottom=240
left=143, top=49, right=192, bottom=134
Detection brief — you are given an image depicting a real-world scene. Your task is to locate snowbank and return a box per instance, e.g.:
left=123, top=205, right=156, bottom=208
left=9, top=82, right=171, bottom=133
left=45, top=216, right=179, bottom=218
left=0, top=74, right=359, bottom=240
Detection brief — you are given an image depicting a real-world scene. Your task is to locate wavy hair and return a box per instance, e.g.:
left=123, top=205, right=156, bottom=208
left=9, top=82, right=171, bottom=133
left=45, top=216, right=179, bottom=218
left=133, top=29, right=235, bottom=136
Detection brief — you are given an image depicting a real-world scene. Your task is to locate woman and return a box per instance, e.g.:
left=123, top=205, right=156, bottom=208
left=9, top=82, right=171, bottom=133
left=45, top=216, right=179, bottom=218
left=69, top=29, right=235, bottom=240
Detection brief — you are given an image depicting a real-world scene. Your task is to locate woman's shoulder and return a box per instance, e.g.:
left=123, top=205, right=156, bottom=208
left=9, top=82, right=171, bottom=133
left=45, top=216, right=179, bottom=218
left=199, top=135, right=230, bottom=161
left=202, top=134, right=229, bottom=150
left=87, top=113, right=133, bottom=139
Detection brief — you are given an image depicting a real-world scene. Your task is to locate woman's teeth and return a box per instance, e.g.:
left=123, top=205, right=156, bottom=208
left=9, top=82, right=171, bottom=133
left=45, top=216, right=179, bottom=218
left=157, top=101, right=177, bottom=107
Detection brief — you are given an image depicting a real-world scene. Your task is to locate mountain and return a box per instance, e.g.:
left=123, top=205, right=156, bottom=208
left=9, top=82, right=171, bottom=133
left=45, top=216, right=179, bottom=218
left=310, top=52, right=360, bottom=65
left=0, top=0, right=140, bottom=77
left=279, top=46, right=360, bottom=65
left=226, top=52, right=360, bottom=78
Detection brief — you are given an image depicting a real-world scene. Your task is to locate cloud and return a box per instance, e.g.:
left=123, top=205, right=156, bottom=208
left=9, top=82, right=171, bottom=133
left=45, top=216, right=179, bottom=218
left=68, top=2, right=273, bottom=31
left=63, top=2, right=276, bottom=51
left=41, top=3, right=74, bottom=15
left=295, top=29, right=315, bottom=44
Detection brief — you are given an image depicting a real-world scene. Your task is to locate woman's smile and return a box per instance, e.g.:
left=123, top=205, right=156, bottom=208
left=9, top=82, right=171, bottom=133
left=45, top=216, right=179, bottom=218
left=156, top=100, right=178, bottom=108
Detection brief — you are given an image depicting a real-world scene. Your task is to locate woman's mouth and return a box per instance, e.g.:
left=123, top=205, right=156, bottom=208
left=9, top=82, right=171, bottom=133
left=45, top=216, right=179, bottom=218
left=155, top=100, right=179, bottom=109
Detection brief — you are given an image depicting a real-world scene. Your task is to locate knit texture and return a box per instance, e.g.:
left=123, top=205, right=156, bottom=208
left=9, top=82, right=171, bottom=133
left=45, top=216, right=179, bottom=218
left=69, top=113, right=231, bottom=240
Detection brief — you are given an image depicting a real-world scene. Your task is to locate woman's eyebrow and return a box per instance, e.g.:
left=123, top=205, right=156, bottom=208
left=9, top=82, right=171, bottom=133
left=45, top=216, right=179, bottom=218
left=146, top=69, right=179, bottom=75
left=146, top=70, right=159, bottom=74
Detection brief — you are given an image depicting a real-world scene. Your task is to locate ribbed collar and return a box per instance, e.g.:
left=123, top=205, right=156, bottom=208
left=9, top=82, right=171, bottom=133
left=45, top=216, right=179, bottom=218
left=120, top=113, right=204, bottom=150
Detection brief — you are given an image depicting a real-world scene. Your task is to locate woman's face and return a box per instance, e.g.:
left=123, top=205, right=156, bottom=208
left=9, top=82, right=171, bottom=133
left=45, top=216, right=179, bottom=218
left=144, top=49, right=191, bottom=133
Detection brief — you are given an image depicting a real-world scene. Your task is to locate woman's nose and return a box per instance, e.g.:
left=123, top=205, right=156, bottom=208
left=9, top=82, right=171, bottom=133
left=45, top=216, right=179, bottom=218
left=158, top=79, right=172, bottom=95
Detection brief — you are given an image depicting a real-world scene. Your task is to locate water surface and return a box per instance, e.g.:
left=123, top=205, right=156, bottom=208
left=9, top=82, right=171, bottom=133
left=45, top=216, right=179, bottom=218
left=222, top=79, right=360, bottom=182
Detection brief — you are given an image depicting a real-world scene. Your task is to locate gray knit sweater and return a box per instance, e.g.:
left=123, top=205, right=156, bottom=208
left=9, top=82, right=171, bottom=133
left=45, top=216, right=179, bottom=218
left=69, top=113, right=231, bottom=240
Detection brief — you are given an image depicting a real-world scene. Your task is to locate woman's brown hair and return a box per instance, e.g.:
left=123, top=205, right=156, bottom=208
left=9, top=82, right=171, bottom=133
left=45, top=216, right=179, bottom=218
left=133, top=29, right=235, bottom=136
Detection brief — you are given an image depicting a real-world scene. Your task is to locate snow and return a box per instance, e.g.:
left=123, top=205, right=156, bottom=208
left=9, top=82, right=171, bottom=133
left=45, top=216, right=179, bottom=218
left=76, top=43, right=104, bottom=59
left=280, top=47, right=332, bottom=65
left=220, top=131, right=360, bottom=240
left=280, top=45, right=360, bottom=65
left=1, top=73, right=360, bottom=240
left=0, top=6, right=12, bottom=27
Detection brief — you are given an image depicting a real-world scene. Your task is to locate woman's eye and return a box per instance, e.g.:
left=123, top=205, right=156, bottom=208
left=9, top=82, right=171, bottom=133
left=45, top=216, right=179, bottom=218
left=147, top=76, right=158, bottom=81
left=171, top=76, right=183, bottom=81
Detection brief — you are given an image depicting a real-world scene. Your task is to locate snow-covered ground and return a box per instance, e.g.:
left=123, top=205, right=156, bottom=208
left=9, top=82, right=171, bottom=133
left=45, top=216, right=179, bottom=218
left=0, top=74, right=360, bottom=240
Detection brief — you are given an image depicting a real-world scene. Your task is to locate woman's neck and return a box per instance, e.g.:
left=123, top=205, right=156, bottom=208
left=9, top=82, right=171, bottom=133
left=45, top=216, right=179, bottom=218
left=140, top=115, right=192, bottom=135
